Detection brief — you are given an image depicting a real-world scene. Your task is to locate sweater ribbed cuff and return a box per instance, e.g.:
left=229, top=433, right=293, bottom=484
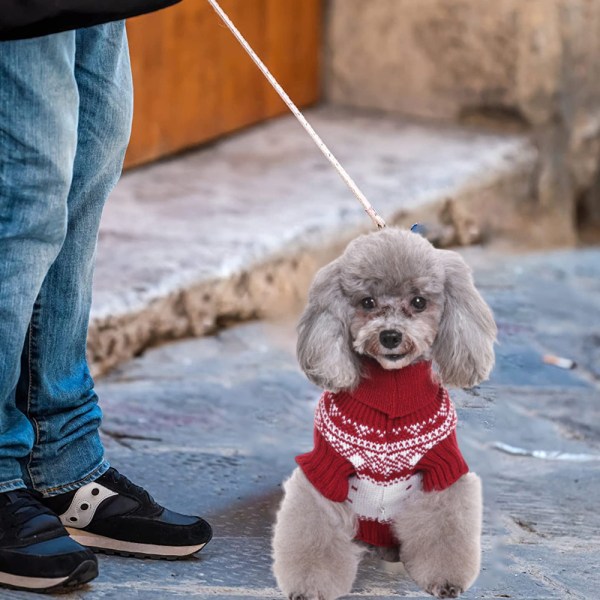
left=296, top=432, right=355, bottom=502
left=419, top=431, right=469, bottom=492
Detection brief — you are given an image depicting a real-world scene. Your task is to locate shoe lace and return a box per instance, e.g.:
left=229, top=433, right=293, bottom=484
left=104, top=469, right=158, bottom=508
left=0, top=489, right=57, bottom=533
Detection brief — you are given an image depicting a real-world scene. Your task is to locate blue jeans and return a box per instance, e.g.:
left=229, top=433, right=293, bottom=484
left=0, top=23, right=133, bottom=496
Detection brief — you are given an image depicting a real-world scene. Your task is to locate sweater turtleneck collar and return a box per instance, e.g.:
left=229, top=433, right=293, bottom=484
left=346, top=359, right=442, bottom=418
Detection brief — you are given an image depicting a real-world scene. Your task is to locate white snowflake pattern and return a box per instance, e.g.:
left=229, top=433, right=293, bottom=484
left=315, top=391, right=457, bottom=484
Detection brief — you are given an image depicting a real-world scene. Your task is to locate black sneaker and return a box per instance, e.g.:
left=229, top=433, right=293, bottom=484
left=41, top=468, right=212, bottom=559
left=0, top=489, right=98, bottom=593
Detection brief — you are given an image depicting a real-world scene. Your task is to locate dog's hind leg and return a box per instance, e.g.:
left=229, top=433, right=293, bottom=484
left=391, top=473, right=482, bottom=599
left=272, top=468, right=362, bottom=600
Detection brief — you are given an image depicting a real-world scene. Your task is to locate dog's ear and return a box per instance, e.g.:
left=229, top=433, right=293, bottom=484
left=432, top=250, right=497, bottom=388
left=297, top=259, right=361, bottom=392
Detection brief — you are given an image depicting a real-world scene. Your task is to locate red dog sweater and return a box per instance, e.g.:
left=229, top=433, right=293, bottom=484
left=296, top=360, right=468, bottom=547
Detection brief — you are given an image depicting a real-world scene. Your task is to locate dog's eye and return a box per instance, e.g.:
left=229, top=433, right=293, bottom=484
left=361, top=297, right=376, bottom=310
left=411, top=296, right=427, bottom=311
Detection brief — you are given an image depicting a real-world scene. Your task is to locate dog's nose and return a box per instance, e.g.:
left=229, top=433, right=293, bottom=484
left=379, top=330, right=402, bottom=349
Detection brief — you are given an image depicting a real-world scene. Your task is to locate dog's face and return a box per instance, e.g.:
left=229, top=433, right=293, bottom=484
left=348, top=273, right=444, bottom=371
left=341, top=229, right=446, bottom=371
left=297, top=228, right=497, bottom=391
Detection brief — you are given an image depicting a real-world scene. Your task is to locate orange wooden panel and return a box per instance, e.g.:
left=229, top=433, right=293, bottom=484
left=216, top=0, right=268, bottom=132
left=125, top=0, right=321, bottom=168
left=263, top=0, right=322, bottom=117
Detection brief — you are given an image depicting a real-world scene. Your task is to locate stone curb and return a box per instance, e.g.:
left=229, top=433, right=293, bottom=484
left=89, top=107, right=537, bottom=376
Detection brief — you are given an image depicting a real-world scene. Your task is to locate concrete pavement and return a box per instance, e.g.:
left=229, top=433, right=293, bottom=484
left=6, top=245, right=599, bottom=599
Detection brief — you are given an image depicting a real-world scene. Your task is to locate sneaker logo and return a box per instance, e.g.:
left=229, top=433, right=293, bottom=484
left=59, top=483, right=118, bottom=529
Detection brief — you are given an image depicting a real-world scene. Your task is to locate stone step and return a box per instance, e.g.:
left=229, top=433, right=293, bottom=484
left=90, top=106, right=536, bottom=375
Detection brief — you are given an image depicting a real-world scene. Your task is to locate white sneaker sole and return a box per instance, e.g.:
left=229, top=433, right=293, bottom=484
left=0, top=572, right=68, bottom=590
left=0, top=559, right=97, bottom=592
left=66, top=528, right=207, bottom=558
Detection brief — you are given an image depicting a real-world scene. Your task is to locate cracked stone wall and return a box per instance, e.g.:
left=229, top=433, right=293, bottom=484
left=325, top=0, right=600, bottom=244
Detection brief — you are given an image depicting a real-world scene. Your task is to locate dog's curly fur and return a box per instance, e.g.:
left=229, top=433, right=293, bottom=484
left=272, top=228, right=496, bottom=599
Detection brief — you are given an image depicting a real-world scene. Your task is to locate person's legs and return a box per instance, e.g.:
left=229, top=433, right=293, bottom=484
left=0, top=32, right=99, bottom=593
left=3, top=22, right=212, bottom=560
left=0, top=31, right=79, bottom=493
left=18, top=22, right=133, bottom=495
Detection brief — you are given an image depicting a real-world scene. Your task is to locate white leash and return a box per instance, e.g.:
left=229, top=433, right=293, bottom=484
left=206, top=0, right=386, bottom=230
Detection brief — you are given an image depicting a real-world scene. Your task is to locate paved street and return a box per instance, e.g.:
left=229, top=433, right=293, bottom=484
left=6, top=246, right=599, bottom=599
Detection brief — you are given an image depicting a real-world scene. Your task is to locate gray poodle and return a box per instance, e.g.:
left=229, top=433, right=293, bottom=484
left=272, top=228, right=496, bottom=599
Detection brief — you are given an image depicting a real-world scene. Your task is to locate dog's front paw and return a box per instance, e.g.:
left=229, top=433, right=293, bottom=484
left=427, top=582, right=463, bottom=599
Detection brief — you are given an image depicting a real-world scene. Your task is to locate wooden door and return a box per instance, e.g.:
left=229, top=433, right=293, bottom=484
left=124, top=0, right=322, bottom=168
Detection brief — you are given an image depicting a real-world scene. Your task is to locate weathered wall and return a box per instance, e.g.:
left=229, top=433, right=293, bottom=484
left=325, top=0, right=600, bottom=245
